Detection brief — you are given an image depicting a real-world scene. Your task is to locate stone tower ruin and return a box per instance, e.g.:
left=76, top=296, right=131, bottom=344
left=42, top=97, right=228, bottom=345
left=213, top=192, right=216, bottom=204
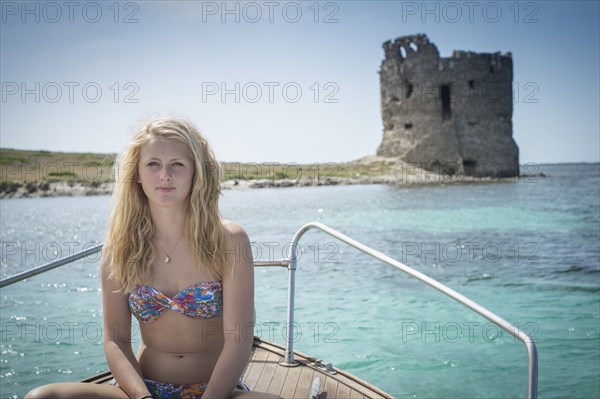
left=377, top=34, right=519, bottom=177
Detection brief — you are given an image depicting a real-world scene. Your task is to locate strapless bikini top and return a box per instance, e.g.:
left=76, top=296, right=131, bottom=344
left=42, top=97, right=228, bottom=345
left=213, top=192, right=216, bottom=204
left=128, top=281, right=223, bottom=323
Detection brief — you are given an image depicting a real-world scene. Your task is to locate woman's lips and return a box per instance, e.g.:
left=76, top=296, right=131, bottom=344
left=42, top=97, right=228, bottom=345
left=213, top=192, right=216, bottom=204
left=157, top=187, right=175, bottom=192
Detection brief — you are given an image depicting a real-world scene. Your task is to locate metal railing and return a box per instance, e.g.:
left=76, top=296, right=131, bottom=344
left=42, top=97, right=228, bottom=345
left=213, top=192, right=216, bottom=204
left=281, top=222, right=537, bottom=399
left=0, top=243, right=104, bottom=288
left=0, top=222, right=538, bottom=399
left=0, top=246, right=288, bottom=289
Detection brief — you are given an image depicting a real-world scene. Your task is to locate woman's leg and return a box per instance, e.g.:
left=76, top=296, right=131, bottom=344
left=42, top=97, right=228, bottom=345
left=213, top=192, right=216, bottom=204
left=25, top=382, right=130, bottom=399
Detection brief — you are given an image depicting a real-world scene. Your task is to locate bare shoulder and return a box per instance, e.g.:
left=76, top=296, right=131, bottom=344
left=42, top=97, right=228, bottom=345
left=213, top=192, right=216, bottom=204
left=222, top=219, right=250, bottom=243
left=221, top=220, right=252, bottom=273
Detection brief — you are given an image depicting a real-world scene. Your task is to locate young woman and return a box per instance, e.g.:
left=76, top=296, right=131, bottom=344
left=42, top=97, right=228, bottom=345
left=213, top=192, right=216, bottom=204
left=26, top=118, right=281, bottom=399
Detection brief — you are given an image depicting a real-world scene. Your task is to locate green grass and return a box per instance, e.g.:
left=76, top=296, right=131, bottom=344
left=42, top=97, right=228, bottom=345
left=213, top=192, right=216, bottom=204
left=1, top=148, right=396, bottom=185
left=47, top=171, right=77, bottom=177
left=0, top=148, right=116, bottom=184
left=0, top=156, right=29, bottom=164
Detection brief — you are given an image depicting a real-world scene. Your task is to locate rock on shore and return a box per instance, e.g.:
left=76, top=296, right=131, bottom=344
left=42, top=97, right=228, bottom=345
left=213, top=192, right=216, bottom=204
left=0, top=181, right=114, bottom=199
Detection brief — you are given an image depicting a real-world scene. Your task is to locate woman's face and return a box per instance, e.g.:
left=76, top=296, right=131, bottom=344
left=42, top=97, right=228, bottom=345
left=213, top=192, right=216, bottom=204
left=137, top=137, right=195, bottom=208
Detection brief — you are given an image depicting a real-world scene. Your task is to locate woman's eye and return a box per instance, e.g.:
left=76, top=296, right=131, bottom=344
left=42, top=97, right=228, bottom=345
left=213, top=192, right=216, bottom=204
left=147, top=161, right=159, bottom=167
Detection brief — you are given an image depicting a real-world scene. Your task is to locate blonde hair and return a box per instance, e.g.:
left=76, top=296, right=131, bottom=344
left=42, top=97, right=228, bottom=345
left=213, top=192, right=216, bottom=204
left=103, top=117, right=230, bottom=292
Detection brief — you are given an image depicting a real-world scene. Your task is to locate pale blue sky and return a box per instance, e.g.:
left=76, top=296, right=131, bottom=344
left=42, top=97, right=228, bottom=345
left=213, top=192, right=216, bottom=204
left=1, top=0, right=599, bottom=163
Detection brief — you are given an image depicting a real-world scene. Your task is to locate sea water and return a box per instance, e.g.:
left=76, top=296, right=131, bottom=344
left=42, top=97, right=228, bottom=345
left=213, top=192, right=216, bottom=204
left=1, top=164, right=598, bottom=399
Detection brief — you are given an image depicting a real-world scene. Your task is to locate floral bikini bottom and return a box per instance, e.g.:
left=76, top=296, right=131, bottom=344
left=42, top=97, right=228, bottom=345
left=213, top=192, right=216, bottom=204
left=144, top=378, right=250, bottom=399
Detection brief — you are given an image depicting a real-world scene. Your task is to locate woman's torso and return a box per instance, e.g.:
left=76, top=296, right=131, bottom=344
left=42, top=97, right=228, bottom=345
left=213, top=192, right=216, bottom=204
left=135, top=310, right=225, bottom=384
left=130, top=243, right=225, bottom=385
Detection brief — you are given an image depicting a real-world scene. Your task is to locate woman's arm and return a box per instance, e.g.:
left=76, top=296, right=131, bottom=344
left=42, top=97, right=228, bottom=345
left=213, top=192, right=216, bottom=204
left=202, top=222, right=255, bottom=399
left=101, top=257, right=152, bottom=399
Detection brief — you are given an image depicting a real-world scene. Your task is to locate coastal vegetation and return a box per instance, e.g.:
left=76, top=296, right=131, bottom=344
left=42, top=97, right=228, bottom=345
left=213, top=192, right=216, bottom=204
left=0, top=148, right=513, bottom=198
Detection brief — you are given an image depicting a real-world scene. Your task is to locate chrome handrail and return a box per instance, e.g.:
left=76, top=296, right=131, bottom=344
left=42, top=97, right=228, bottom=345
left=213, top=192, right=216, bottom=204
left=281, top=222, right=538, bottom=399
left=0, top=222, right=538, bottom=398
left=0, top=249, right=288, bottom=288
left=254, top=260, right=289, bottom=267
left=0, top=243, right=104, bottom=288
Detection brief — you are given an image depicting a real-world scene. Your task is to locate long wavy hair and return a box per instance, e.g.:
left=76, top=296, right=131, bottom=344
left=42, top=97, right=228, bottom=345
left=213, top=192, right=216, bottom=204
left=103, top=117, right=230, bottom=292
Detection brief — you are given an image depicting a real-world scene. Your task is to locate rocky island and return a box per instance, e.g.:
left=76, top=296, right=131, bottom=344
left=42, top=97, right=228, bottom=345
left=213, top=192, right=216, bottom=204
left=2, top=34, right=529, bottom=199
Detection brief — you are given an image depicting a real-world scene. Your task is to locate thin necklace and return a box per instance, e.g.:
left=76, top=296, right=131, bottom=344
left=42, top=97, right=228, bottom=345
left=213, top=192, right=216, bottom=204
left=154, top=233, right=185, bottom=264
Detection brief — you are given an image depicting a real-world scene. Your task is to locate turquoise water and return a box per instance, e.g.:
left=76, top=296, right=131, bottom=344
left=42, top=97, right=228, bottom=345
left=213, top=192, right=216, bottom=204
left=1, top=164, right=598, bottom=398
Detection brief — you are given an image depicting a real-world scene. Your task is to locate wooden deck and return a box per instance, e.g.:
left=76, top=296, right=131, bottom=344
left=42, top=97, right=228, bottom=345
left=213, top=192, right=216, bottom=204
left=82, top=337, right=395, bottom=399
left=242, top=337, right=393, bottom=399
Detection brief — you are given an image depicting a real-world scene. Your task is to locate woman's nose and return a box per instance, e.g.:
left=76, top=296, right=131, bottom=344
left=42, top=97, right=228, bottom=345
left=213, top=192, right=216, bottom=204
left=160, top=166, right=172, bottom=181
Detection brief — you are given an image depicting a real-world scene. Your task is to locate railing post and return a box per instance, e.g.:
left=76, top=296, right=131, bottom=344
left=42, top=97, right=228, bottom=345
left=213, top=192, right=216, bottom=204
left=526, top=340, right=539, bottom=399
left=279, top=239, right=299, bottom=367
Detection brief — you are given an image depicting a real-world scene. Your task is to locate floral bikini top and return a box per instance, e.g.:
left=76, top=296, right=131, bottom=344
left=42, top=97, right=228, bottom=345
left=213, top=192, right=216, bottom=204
left=128, top=281, right=223, bottom=323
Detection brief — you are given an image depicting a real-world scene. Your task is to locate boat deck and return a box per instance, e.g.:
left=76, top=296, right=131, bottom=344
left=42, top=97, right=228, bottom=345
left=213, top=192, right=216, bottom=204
left=82, top=337, right=395, bottom=399
left=242, top=338, right=393, bottom=399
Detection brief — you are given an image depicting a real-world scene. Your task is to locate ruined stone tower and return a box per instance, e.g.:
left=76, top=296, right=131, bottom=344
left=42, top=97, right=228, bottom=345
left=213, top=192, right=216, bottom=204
left=377, top=34, right=519, bottom=177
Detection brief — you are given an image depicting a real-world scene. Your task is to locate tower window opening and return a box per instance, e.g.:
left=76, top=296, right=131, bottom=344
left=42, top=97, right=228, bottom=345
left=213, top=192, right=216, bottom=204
left=441, top=85, right=451, bottom=120
left=399, top=46, right=407, bottom=59
left=405, top=82, right=414, bottom=99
